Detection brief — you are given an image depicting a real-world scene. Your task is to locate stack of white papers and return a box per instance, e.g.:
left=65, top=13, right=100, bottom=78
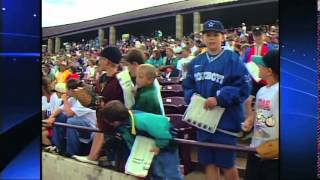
left=116, top=70, right=135, bottom=109
left=245, top=61, right=261, bottom=82
left=183, top=94, right=225, bottom=134
left=125, top=136, right=156, bottom=178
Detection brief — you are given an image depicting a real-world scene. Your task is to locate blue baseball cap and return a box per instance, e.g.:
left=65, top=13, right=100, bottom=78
left=202, top=20, right=225, bottom=34
left=252, top=27, right=263, bottom=36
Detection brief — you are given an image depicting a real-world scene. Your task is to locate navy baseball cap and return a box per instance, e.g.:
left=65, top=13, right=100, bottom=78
left=202, top=20, right=225, bottom=34
left=252, top=27, right=263, bottom=36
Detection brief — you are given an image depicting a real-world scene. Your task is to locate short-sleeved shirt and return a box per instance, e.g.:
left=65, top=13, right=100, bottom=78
left=176, top=56, right=194, bottom=78
left=46, top=93, right=62, bottom=116
left=163, top=56, right=179, bottom=68
left=251, top=83, right=279, bottom=148
left=42, top=96, right=48, bottom=111
left=176, top=56, right=194, bottom=71
left=98, top=73, right=124, bottom=131
left=145, top=58, right=164, bottom=68
left=85, top=66, right=96, bottom=78
left=100, top=74, right=124, bottom=104
left=59, top=97, right=97, bottom=129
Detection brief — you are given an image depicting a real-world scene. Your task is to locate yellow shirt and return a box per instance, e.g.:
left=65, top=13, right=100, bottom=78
left=56, top=70, right=72, bottom=83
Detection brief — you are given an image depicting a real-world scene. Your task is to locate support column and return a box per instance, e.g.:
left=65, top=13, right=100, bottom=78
left=48, top=38, right=53, bottom=54
left=193, top=12, right=201, bottom=33
left=109, top=26, right=116, bottom=46
left=200, top=23, right=204, bottom=32
left=175, top=14, right=183, bottom=40
left=98, top=28, right=105, bottom=47
left=54, top=37, right=61, bottom=54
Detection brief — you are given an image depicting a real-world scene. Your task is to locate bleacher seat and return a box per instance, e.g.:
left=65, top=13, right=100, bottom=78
left=161, top=84, right=184, bottom=97
left=157, top=77, right=181, bottom=85
left=163, top=97, right=187, bottom=114
left=167, top=114, right=196, bottom=174
left=167, top=114, right=195, bottom=139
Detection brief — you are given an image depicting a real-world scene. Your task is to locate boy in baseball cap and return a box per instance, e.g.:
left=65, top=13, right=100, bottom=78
left=202, top=19, right=225, bottom=34
left=73, top=46, right=126, bottom=165
left=253, top=49, right=279, bottom=75
left=242, top=26, right=274, bottom=132
left=242, top=49, right=279, bottom=180
left=183, top=19, right=251, bottom=180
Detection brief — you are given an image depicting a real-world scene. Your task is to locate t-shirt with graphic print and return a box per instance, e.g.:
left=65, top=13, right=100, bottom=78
left=251, top=82, right=279, bottom=149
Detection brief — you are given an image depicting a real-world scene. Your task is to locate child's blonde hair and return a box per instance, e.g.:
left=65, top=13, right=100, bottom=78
left=137, top=64, right=157, bottom=81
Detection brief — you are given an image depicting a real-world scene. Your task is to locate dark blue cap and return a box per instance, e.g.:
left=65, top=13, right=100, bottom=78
left=202, top=20, right=225, bottom=34
left=100, top=46, right=122, bottom=64
left=252, top=27, right=263, bottom=36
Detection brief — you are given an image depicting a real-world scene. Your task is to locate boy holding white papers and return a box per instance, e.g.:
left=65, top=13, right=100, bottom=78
left=183, top=20, right=251, bottom=180
left=100, top=100, right=183, bottom=179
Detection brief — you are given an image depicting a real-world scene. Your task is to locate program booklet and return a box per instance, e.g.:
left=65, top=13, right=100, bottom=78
left=116, top=70, right=135, bottom=109
left=183, top=94, right=225, bottom=134
left=125, top=136, right=156, bottom=178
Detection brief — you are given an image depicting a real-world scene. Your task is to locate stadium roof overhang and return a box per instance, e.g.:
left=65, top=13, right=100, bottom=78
left=42, top=0, right=278, bottom=40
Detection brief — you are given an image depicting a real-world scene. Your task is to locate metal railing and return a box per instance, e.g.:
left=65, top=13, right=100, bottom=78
left=42, top=120, right=256, bottom=153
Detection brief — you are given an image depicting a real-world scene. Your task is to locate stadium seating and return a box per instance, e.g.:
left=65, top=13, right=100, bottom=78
left=161, top=84, right=184, bottom=97
left=157, top=77, right=182, bottom=85
left=167, top=114, right=196, bottom=174
left=163, top=97, right=187, bottom=115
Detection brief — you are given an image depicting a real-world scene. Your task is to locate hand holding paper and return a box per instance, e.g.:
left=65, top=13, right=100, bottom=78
left=116, top=70, right=135, bottom=109
left=125, top=136, right=156, bottom=178
left=183, top=94, right=225, bottom=134
left=204, top=97, right=218, bottom=110
left=150, top=147, right=160, bottom=155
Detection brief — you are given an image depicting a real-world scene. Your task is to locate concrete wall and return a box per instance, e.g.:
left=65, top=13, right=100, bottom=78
left=42, top=152, right=137, bottom=180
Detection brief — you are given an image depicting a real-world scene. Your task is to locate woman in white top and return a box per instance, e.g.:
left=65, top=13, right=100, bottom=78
left=84, top=59, right=96, bottom=79
left=42, top=77, right=62, bottom=146
left=176, top=47, right=194, bottom=79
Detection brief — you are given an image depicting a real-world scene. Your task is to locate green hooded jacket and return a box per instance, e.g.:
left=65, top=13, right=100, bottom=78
left=118, top=111, right=173, bottom=150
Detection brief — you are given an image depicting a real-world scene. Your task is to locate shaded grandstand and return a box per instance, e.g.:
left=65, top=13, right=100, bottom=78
left=42, top=0, right=278, bottom=53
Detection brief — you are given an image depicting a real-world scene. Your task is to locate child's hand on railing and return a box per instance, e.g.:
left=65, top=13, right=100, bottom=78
left=47, top=117, right=56, bottom=126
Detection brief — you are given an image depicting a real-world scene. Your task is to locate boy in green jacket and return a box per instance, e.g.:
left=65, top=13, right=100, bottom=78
left=132, top=64, right=163, bottom=115
left=100, top=100, right=183, bottom=179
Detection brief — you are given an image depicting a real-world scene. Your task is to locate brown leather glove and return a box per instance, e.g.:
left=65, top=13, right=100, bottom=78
left=256, top=139, right=279, bottom=159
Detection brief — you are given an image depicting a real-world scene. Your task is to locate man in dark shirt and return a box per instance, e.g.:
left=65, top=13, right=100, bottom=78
left=73, top=46, right=125, bottom=164
left=98, top=47, right=124, bottom=105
